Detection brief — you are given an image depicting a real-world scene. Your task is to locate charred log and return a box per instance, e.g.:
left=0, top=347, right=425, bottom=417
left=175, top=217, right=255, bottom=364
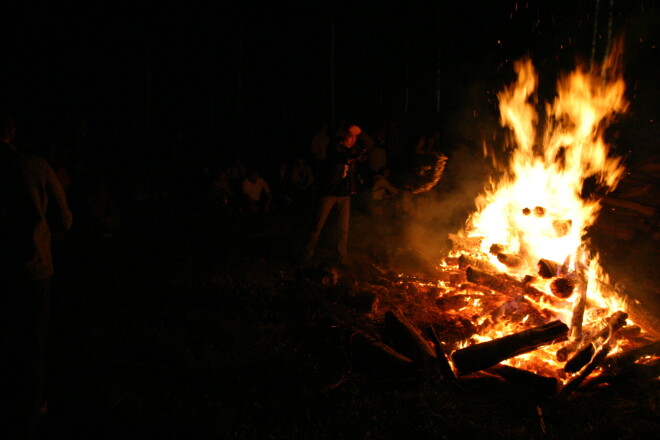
left=485, top=365, right=559, bottom=396
left=384, top=310, right=436, bottom=362
left=450, top=320, right=569, bottom=375
left=497, top=253, right=524, bottom=269
left=489, top=243, right=505, bottom=255
left=600, top=340, right=660, bottom=372
left=564, top=343, right=596, bottom=373
left=557, top=311, right=628, bottom=362
left=558, top=344, right=611, bottom=399
left=458, top=254, right=498, bottom=272
left=538, top=259, right=561, bottom=278
left=427, top=325, right=456, bottom=380
left=466, top=267, right=551, bottom=305
left=550, top=277, right=575, bottom=299
left=448, top=233, right=483, bottom=252
left=465, top=267, right=521, bottom=293
left=584, top=357, right=660, bottom=387
left=595, top=281, right=660, bottom=340
left=568, top=277, right=588, bottom=341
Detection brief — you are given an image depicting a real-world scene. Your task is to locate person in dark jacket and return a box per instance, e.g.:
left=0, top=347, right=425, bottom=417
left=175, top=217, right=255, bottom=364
left=0, top=112, right=73, bottom=439
left=302, top=123, right=365, bottom=268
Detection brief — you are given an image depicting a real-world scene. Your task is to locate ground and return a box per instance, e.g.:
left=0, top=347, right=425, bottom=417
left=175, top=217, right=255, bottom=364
left=38, top=192, right=659, bottom=440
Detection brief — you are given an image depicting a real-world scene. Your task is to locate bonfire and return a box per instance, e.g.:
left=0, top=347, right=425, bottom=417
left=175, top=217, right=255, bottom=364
left=310, top=38, right=659, bottom=397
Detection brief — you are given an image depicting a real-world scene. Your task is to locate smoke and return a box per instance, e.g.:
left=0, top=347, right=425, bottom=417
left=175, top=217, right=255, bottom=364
left=396, top=143, right=492, bottom=261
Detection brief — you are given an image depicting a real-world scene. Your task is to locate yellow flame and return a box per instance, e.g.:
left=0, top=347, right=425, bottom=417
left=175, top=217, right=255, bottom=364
left=467, top=45, right=627, bottom=279
left=450, top=40, right=634, bottom=379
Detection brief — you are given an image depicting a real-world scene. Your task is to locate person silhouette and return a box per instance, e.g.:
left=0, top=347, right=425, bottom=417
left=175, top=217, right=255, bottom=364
left=302, top=123, right=365, bottom=269
left=0, top=112, right=73, bottom=439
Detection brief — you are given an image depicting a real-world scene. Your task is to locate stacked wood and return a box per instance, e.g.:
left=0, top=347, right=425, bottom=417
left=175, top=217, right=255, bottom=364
left=537, top=259, right=561, bottom=278
left=558, top=344, right=612, bottom=399
left=465, top=267, right=556, bottom=306
left=496, top=253, right=524, bottom=269
left=583, top=358, right=660, bottom=387
left=600, top=340, right=660, bottom=372
left=450, top=320, right=569, bottom=375
left=594, top=280, right=660, bottom=340
left=448, top=233, right=483, bottom=252
left=465, top=267, right=523, bottom=294
left=458, top=254, right=498, bottom=272
left=568, top=275, right=588, bottom=341
left=564, top=343, right=596, bottom=373
left=557, top=311, right=628, bottom=363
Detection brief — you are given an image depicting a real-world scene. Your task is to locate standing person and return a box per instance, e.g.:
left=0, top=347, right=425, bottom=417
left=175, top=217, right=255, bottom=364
left=0, top=113, right=73, bottom=439
left=302, top=123, right=365, bottom=269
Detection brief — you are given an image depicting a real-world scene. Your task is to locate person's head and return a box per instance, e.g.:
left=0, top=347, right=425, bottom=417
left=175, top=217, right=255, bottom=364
left=340, top=124, right=361, bottom=148
left=248, top=170, right=259, bottom=183
left=0, top=111, right=16, bottom=143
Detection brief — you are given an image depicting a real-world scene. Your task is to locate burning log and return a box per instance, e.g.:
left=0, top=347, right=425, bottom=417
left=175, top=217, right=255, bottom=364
left=448, top=233, right=483, bottom=252
left=537, top=259, right=561, bottom=278
left=466, top=267, right=552, bottom=306
left=563, top=343, right=596, bottom=374
left=465, top=267, right=521, bottom=293
left=496, top=253, right=524, bottom=269
left=558, top=344, right=612, bottom=399
left=549, top=277, right=575, bottom=299
left=458, top=254, right=498, bottom=272
left=594, top=280, right=660, bottom=340
left=583, top=357, right=660, bottom=388
left=557, top=311, right=628, bottom=362
left=568, top=275, right=588, bottom=341
left=450, top=320, right=569, bottom=375
left=600, top=340, right=660, bottom=372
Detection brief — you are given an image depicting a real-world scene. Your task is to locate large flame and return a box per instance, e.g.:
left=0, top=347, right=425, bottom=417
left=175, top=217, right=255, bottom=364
left=467, top=44, right=627, bottom=279
left=452, top=41, right=633, bottom=378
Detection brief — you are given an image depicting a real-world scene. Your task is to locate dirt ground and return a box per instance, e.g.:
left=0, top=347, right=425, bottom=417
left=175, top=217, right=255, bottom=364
left=37, top=191, right=659, bottom=440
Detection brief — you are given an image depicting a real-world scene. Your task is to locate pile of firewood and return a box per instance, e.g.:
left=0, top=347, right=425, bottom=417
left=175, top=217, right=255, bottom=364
left=298, top=238, right=660, bottom=399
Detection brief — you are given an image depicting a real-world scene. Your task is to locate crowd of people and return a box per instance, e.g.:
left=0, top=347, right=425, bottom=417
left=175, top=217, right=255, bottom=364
left=0, top=109, right=449, bottom=438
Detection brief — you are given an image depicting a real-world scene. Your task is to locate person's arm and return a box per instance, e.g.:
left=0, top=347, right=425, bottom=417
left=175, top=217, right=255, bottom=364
left=43, top=158, right=73, bottom=231
left=261, top=179, right=272, bottom=209
left=383, top=179, right=399, bottom=197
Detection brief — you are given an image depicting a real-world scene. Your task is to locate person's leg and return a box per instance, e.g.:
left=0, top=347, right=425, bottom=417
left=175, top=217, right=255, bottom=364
left=304, top=196, right=336, bottom=263
left=1, top=276, right=50, bottom=440
left=335, top=196, right=351, bottom=265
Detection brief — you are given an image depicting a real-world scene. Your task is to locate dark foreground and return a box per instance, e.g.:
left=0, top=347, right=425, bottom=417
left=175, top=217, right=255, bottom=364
left=38, top=196, right=659, bottom=440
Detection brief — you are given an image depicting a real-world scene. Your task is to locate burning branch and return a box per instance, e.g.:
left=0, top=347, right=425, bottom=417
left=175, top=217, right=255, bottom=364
left=450, top=320, right=569, bottom=375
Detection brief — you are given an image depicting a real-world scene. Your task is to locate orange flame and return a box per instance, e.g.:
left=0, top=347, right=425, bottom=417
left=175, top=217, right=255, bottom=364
left=450, top=39, right=634, bottom=379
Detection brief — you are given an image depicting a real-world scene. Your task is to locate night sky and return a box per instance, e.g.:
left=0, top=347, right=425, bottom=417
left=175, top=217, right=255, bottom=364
left=1, top=1, right=658, bottom=170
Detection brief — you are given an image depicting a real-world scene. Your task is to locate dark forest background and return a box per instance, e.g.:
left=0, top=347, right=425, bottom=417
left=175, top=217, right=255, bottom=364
left=0, top=0, right=658, bottom=173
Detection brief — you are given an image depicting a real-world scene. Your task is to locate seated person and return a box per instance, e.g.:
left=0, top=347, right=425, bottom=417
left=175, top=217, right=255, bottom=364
left=241, top=169, right=272, bottom=214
